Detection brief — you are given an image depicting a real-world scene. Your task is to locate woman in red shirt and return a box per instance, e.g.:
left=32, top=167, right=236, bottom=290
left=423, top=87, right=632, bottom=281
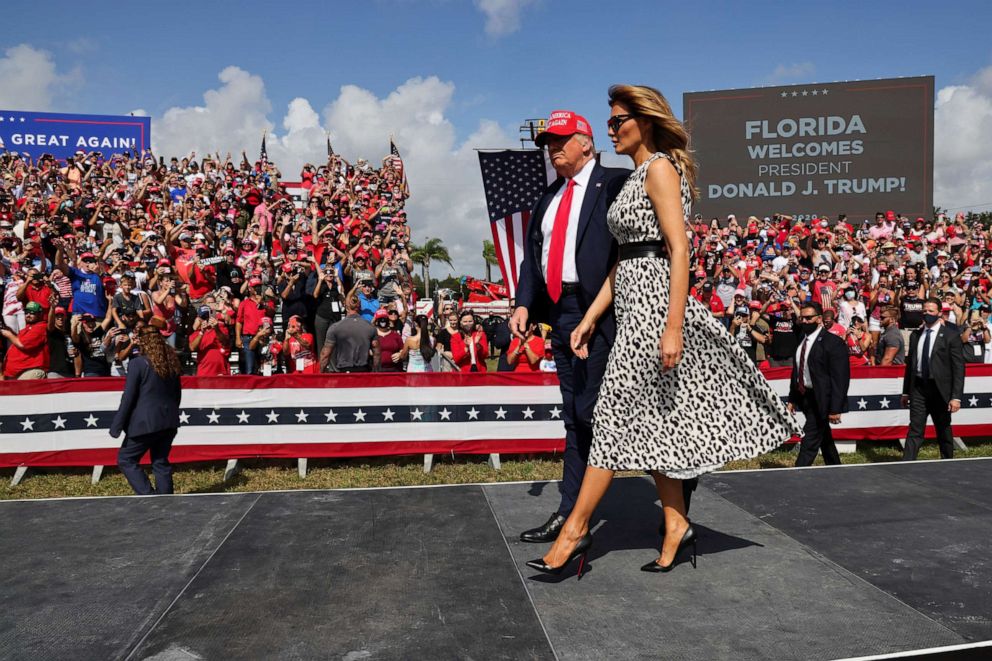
left=189, top=308, right=231, bottom=376
left=450, top=309, right=489, bottom=372
left=283, top=314, right=319, bottom=374
left=373, top=308, right=404, bottom=372
left=506, top=323, right=545, bottom=372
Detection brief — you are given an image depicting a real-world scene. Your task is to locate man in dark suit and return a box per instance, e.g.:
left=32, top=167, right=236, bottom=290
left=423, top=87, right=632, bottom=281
left=508, top=110, right=639, bottom=542
left=901, top=297, right=965, bottom=460
left=788, top=302, right=851, bottom=467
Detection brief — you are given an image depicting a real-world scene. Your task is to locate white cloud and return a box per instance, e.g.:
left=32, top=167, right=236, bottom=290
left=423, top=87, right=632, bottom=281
left=0, top=44, right=81, bottom=110
left=150, top=69, right=517, bottom=276
left=475, top=0, right=537, bottom=37
left=934, top=66, right=992, bottom=211
left=762, top=62, right=815, bottom=85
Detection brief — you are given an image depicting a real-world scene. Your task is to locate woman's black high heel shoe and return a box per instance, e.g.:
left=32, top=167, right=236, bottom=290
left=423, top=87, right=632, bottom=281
left=526, top=534, right=593, bottom=580
left=642, top=526, right=696, bottom=573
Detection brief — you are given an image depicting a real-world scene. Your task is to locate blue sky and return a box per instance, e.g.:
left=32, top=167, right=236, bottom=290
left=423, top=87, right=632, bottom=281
left=3, top=0, right=992, bottom=274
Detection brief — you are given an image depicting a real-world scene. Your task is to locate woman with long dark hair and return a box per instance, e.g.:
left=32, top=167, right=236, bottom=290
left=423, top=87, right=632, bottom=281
left=528, top=85, right=800, bottom=578
left=394, top=315, right=437, bottom=372
left=110, top=324, right=183, bottom=495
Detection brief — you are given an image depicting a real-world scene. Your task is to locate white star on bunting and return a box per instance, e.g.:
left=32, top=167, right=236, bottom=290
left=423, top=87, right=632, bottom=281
left=325, top=409, right=337, bottom=422
left=879, top=398, right=891, bottom=409
left=382, top=409, right=395, bottom=421
left=20, top=418, right=35, bottom=431
left=354, top=409, right=366, bottom=422
left=495, top=407, right=507, bottom=420
left=858, top=399, right=868, bottom=410
left=522, top=407, right=535, bottom=419
left=207, top=410, right=221, bottom=424
left=968, top=396, right=979, bottom=407
left=466, top=408, right=480, bottom=420
left=266, top=410, right=280, bottom=423
left=439, top=408, right=452, bottom=421
left=296, top=410, right=309, bottom=423
left=84, top=414, right=99, bottom=427
left=410, top=408, right=424, bottom=421
left=236, top=411, right=250, bottom=424
left=549, top=407, right=562, bottom=419
left=179, top=411, right=190, bottom=424
left=52, top=416, right=67, bottom=429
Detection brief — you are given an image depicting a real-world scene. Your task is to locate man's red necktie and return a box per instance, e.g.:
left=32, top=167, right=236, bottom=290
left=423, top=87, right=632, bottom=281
left=546, top=179, right=576, bottom=303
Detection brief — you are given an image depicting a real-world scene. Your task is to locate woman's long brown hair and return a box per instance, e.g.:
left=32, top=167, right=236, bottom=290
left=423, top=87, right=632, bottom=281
left=138, top=326, right=182, bottom=379
left=608, top=84, right=699, bottom=200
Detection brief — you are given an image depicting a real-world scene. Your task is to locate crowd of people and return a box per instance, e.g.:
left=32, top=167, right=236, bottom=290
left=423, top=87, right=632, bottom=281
left=687, top=210, right=992, bottom=368
left=2, top=144, right=990, bottom=379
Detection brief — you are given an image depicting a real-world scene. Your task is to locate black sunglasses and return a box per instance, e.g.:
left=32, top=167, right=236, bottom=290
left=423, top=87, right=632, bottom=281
left=607, top=114, right=637, bottom=133
left=799, top=314, right=820, bottom=321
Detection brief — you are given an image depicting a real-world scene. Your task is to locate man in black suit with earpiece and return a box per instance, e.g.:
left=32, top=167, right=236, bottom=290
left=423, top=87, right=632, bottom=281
left=788, top=301, right=851, bottom=466
left=901, top=297, right=965, bottom=460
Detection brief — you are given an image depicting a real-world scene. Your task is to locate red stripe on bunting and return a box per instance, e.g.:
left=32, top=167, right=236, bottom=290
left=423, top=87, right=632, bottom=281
left=0, top=439, right=566, bottom=469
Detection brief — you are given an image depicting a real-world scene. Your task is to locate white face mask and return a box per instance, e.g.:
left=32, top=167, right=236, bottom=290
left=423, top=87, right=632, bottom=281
left=844, top=291, right=856, bottom=300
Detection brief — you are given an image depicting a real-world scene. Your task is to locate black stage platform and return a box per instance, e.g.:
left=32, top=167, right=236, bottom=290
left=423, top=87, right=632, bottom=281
left=2, top=459, right=991, bottom=660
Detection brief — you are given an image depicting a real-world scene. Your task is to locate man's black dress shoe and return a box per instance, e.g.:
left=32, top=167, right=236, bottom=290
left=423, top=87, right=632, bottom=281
left=520, top=512, right=566, bottom=543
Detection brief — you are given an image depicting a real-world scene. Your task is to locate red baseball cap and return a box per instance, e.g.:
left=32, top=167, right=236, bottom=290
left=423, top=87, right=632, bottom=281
left=885, top=210, right=896, bottom=221
left=248, top=277, right=263, bottom=287
left=373, top=308, right=389, bottom=320
left=535, top=110, right=593, bottom=147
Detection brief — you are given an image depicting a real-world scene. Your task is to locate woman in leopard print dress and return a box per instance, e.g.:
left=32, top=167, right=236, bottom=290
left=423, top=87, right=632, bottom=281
left=529, top=85, right=801, bottom=578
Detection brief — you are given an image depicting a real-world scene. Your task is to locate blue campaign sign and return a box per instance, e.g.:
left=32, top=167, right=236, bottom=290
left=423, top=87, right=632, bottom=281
left=0, top=110, right=151, bottom=162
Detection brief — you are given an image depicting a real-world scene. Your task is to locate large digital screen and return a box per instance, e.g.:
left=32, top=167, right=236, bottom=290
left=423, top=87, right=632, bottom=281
left=683, top=76, right=934, bottom=221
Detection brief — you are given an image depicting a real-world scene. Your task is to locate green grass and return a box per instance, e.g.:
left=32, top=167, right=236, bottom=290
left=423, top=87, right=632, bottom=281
left=2, top=441, right=990, bottom=501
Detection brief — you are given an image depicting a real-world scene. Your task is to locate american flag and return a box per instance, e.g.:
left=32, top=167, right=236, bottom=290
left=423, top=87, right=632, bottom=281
left=478, top=150, right=554, bottom=298
left=389, top=138, right=409, bottom=196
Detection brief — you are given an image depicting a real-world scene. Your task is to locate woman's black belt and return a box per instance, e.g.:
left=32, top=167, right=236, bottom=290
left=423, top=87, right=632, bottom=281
left=618, top=241, right=667, bottom=261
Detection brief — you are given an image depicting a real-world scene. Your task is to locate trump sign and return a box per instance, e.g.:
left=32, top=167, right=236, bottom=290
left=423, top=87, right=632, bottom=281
left=0, top=110, right=151, bottom=162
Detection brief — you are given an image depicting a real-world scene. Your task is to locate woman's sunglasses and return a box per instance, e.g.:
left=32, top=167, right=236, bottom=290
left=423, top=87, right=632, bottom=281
left=606, top=114, right=637, bottom=133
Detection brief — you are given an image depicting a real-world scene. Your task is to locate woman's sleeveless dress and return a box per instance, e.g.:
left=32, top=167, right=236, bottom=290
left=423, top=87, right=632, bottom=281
left=589, top=153, right=802, bottom=477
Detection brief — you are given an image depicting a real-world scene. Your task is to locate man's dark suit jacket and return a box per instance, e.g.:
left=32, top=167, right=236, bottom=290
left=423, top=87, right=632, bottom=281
left=788, top=330, right=851, bottom=418
left=110, top=355, right=183, bottom=439
left=902, top=323, right=965, bottom=403
left=514, top=162, right=629, bottom=339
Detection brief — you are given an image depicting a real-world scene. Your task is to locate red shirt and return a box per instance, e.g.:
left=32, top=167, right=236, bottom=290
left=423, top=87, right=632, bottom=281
left=23, top=283, right=54, bottom=314
left=285, top=333, right=319, bottom=374
left=3, top=321, right=49, bottom=377
left=192, top=326, right=231, bottom=376
left=451, top=331, right=489, bottom=372
left=236, top=297, right=268, bottom=335
left=508, top=335, right=545, bottom=372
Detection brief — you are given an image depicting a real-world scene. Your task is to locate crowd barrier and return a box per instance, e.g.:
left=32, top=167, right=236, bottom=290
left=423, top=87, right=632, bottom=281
left=1, top=366, right=990, bottom=472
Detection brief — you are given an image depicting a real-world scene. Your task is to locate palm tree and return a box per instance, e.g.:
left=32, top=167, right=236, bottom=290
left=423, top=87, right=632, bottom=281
left=482, top=239, right=499, bottom=282
left=409, top=237, right=453, bottom=299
